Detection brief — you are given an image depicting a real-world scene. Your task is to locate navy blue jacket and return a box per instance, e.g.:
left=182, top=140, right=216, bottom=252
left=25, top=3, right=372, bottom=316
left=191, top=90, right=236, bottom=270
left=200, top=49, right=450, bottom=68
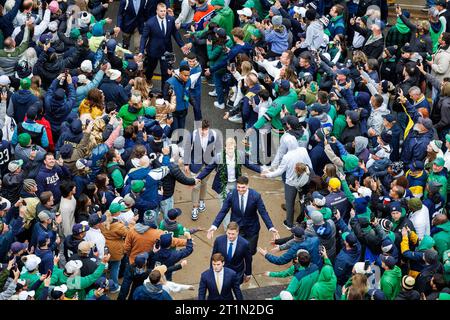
left=400, top=129, right=434, bottom=166
left=133, top=283, right=173, bottom=300
left=212, top=235, right=252, bottom=277
left=212, top=188, right=274, bottom=237
left=139, top=15, right=183, bottom=58
left=117, top=0, right=151, bottom=34
left=309, top=142, right=330, bottom=176
left=198, top=267, right=243, bottom=300
left=9, top=90, right=38, bottom=124
left=56, top=119, right=83, bottom=151
left=242, top=84, right=260, bottom=128
left=36, top=247, right=54, bottom=274
left=31, top=223, right=57, bottom=253
left=265, top=235, right=323, bottom=268
left=334, top=243, right=361, bottom=285
left=99, top=78, right=131, bottom=108
left=0, top=0, right=20, bottom=38
left=44, top=80, right=76, bottom=136
left=148, top=238, right=193, bottom=280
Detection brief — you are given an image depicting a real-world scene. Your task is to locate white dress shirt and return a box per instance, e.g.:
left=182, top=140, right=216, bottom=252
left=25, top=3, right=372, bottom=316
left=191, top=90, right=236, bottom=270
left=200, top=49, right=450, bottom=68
left=226, top=154, right=236, bottom=182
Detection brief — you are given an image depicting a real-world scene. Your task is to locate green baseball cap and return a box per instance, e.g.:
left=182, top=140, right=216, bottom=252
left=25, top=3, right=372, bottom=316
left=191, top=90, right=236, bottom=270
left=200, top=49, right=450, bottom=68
left=131, top=180, right=145, bottom=193
left=18, top=133, right=31, bottom=147
left=251, top=28, right=262, bottom=38
left=109, top=202, right=126, bottom=214
left=434, top=157, right=445, bottom=167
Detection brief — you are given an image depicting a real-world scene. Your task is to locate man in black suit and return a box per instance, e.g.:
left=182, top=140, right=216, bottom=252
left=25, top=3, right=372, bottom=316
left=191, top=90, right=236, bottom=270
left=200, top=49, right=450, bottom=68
left=198, top=253, right=244, bottom=300
left=138, top=2, right=189, bottom=88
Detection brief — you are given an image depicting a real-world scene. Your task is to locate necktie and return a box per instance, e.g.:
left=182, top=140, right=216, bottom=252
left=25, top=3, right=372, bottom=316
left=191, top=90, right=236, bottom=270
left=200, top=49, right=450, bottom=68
left=227, top=242, right=233, bottom=261
left=215, top=272, right=222, bottom=294
left=240, top=195, right=245, bottom=214
left=161, top=19, right=166, bottom=35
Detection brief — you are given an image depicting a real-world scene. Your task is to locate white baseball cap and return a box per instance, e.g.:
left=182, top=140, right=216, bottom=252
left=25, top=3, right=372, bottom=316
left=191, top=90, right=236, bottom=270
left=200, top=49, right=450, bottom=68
left=18, top=290, right=35, bottom=300
left=237, top=7, right=252, bottom=17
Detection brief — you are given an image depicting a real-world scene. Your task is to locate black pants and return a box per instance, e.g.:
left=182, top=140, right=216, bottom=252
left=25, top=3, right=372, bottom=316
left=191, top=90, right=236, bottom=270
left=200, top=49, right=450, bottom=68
left=144, top=55, right=170, bottom=90
left=240, top=230, right=259, bottom=256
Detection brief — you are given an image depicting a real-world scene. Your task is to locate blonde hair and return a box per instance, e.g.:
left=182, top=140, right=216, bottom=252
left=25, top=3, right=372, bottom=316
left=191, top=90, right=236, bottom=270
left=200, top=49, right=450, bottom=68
left=104, top=211, right=113, bottom=230
left=295, top=163, right=308, bottom=175
left=240, top=61, right=253, bottom=77
left=133, top=77, right=150, bottom=99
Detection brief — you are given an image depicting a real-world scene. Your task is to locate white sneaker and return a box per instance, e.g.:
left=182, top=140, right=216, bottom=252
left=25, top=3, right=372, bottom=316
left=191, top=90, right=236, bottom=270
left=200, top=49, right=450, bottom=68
left=228, top=115, right=242, bottom=123
left=214, top=102, right=225, bottom=109
left=110, top=285, right=121, bottom=294
left=191, top=208, right=199, bottom=221
left=198, top=201, right=206, bottom=212
left=208, top=91, right=217, bottom=97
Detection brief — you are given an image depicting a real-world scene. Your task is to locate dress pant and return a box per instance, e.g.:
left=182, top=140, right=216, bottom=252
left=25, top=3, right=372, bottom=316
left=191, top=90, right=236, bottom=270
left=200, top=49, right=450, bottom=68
left=240, top=230, right=259, bottom=256
left=144, top=55, right=170, bottom=90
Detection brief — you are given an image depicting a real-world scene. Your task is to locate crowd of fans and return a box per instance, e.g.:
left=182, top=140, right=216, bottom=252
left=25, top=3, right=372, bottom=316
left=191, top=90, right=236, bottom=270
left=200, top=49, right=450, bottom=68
left=0, top=0, right=449, bottom=301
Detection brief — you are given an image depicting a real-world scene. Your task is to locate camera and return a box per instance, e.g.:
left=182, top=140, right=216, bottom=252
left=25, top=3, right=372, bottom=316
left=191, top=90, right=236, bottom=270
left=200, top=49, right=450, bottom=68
left=1, top=86, right=7, bottom=94
left=161, top=51, right=176, bottom=70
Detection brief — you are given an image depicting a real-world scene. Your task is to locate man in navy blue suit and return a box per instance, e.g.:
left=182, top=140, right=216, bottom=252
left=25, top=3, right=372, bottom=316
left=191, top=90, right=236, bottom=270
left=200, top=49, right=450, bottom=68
left=198, top=253, right=244, bottom=300
left=211, top=222, right=252, bottom=284
left=117, top=0, right=152, bottom=51
left=207, top=176, right=279, bottom=255
left=138, top=2, right=189, bottom=88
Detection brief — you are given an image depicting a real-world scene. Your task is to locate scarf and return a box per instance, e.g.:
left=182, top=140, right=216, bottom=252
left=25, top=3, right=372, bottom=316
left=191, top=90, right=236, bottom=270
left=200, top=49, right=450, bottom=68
left=394, top=17, right=410, bottom=34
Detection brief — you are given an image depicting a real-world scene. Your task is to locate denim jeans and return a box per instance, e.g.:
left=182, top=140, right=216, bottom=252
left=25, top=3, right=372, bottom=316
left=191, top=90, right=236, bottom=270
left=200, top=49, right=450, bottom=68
left=160, top=196, right=174, bottom=220
left=109, top=260, right=121, bottom=290
left=117, top=263, right=132, bottom=300
left=426, top=0, right=435, bottom=7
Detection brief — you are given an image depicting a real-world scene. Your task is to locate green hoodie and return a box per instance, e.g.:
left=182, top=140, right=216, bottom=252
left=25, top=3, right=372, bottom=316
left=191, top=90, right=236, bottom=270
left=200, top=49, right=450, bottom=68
left=309, top=258, right=337, bottom=300
left=342, top=154, right=359, bottom=172
left=418, top=235, right=436, bottom=251
left=380, top=265, right=402, bottom=300
left=197, top=6, right=234, bottom=37
left=394, top=17, right=410, bottom=34
left=273, top=264, right=320, bottom=300
left=432, top=221, right=450, bottom=260
left=332, top=115, right=347, bottom=140
left=118, top=104, right=146, bottom=128
left=425, top=171, right=448, bottom=203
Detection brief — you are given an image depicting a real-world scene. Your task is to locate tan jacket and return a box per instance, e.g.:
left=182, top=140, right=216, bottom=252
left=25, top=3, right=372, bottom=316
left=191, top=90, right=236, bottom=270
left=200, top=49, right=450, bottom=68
left=124, top=225, right=187, bottom=265
left=155, top=94, right=176, bottom=125
left=100, top=221, right=129, bottom=261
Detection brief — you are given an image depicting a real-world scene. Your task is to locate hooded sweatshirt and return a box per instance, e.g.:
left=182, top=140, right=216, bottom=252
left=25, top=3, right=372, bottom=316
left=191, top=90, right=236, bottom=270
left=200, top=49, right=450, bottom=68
left=432, top=221, right=450, bottom=259
left=354, top=136, right=370, bottom=163
left=266, top=135, right=313, bottom=186
left=264, top=26, right=288, bottom=55
left=309, top=258, right=337, bottom=300
left=133, top=282, right=172, bottom=300
left=380, top=265, right=402, bottom=300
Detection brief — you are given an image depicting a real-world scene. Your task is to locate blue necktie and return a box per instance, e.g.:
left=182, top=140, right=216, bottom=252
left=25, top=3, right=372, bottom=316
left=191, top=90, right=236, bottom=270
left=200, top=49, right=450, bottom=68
left=227, top=242, right=233, bottom=261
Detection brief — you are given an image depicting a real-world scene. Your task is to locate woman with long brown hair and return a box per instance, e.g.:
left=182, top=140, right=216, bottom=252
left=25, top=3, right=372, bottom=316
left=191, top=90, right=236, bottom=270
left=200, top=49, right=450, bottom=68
left=79, top=88, right=106, bottom=121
